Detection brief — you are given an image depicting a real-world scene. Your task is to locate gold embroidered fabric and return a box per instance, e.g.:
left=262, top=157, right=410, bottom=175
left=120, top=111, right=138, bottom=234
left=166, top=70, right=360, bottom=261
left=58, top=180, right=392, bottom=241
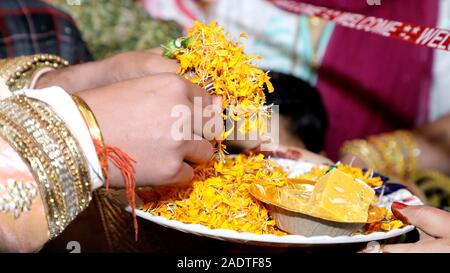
left=0, top=179, right=38, bottom=218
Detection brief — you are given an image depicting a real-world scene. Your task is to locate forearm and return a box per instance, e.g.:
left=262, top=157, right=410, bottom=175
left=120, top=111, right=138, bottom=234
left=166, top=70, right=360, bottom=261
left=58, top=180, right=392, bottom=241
left=0, top=88, right=103, bottom=252
left=27, top=50, right=179, bottom=94
left=34, top=58, right=111, bottom=94
left=340, top=115, right=450, bottom=179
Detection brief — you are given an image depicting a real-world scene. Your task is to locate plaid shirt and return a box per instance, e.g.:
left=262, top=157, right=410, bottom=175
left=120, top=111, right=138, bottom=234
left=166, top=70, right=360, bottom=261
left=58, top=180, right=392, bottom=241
left=0, top=0, right=92, bottom=64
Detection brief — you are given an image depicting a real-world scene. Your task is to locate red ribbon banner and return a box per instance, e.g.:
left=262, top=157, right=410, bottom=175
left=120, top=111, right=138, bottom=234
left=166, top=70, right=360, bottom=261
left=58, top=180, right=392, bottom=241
left=270, top=0, right=450, bottom=52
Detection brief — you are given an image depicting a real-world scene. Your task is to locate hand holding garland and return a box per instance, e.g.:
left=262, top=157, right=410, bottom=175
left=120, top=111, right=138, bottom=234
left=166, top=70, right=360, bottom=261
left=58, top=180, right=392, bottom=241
left=0, top=52, right=223, bottom=251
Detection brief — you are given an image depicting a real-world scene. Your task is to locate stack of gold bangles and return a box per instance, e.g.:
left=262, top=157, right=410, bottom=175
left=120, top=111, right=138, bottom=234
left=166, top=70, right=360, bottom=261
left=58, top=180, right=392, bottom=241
left=0, top=54, right=98, bottom=239
left=0, top=54, right=69, bottom=92
left=339, top=130, right=421, bottom=180
left=0, top=95, right=92, bottom=238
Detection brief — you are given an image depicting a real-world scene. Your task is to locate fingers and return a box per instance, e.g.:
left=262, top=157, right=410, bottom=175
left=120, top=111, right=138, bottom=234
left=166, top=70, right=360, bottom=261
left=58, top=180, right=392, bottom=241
left=182, top=77, right=214, bottom=107
left=392, top=204, right=450, bottom=238
left=163, top=74, right=222, bottom=140
left=183, top=136, right=214, bottom=164
left=382, top=239, right=450, bottom=253
left=191, top=100, right=224, bottom=140
left=116, top=74, right=223, bottom=140
left=166, top=162, right=195, bottom=185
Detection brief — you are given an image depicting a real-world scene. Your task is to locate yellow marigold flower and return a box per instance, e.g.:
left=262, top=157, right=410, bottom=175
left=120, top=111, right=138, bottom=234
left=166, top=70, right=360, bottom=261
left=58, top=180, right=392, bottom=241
left=164, top=21, right=275, bottom=159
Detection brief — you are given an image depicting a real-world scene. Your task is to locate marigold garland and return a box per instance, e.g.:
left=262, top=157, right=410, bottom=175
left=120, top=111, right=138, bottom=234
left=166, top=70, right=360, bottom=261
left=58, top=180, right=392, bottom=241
left=164, top=21, right=274, bottom=159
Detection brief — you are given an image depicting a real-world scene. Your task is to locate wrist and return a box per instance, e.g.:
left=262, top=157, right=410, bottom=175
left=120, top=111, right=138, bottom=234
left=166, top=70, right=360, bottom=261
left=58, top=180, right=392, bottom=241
left=76, top=88, right=134, bottom=188
left=0, top=95, right=93, bottom=239
left=0, top=54, right=68, bottom=94
left=35, top=59, right=112, bottom=93
left=33, top=68, right=58, bottom=89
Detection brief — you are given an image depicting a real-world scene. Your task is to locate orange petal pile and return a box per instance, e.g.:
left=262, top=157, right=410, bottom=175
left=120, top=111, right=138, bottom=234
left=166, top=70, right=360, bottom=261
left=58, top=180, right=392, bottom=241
left=139, top=156, right=404, bottom=235
left=141, top=21, right=404, bottom=236
left=140, top=154, right=287, bottom=235
left=168, top=21, right=274, bottom=158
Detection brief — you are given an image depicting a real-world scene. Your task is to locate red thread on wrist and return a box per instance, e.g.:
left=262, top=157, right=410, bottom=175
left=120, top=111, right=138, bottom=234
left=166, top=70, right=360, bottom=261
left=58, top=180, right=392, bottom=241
left=94, top=140, right=139, bottom=241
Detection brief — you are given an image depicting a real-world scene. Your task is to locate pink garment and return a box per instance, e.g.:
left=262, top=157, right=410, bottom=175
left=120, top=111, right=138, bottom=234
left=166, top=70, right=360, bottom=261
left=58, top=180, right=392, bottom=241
left=0, top=138, right=34, bottom=183
left=0, top=137, right=48, bottom=252
left=274, top=0, right=439, bottom=159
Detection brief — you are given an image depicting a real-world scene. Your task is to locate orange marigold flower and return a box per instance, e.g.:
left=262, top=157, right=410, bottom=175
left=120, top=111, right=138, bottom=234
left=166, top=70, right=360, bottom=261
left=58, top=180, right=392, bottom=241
left=164, top=21, right=275, bottom=159
left=139, top=154, right=287, bottom=235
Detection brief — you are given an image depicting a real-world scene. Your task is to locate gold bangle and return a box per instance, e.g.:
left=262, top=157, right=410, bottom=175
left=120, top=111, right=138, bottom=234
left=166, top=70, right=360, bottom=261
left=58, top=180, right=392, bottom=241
left=0, top=54, right=69, bottom=92
left=367, top=136, right=396, bottom=175
left=414, top=170, right=450, bottom=207
left=339, top=140, right=386, bottom=174
left=395, top=130, right=420, bottom=178
left=8, top=98, right=76, bottom=219
left=11, top=96, right=92, bottom=210
left=32, top=100, right=92, bottom=207
left=71, top=95, right=108, bottom=180
left=0, top=107, right=67, bottom=236
left=367, top=131, right=419, bottom=180
left=0, top=96, right=92, bottom=238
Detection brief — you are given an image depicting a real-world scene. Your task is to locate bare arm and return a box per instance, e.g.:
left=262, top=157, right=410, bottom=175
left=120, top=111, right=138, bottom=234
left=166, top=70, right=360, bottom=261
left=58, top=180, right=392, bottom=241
left=35, top=49, right=178, bottom=94
left=340, top=114, right=450, bottom=176
left=414, top=114, right=450, bottom=175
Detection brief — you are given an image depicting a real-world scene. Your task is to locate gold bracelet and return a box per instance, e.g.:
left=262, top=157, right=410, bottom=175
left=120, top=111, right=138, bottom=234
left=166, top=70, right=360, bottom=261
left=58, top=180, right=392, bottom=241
left=0, top=54, right=69, bottom=92
left=339, top=140, right=386, bottom=174
left=31, top=100, right=92, bottom=208
left=395, top=130, right=420, bottom=178
left=0, top=108, right=66, bottom=236
left=386, top=134, right=405, bottom=178
left=10, top=96, right=92, bottom=211
left=367, top=131, right=419, bottom=180
left=71, top=95, right=108, bottom=180
left=6, top=98, right=76, bottom=220
left=368, top=134, right=403, bottom=177
left=0, top=96, right=92, bottom=238
left=414, top=170, right=450, bottom=207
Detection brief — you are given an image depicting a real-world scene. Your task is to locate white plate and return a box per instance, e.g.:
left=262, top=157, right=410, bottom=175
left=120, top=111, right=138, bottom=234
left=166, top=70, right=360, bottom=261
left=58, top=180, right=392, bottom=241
left=131, top=158, right=421, bottom=247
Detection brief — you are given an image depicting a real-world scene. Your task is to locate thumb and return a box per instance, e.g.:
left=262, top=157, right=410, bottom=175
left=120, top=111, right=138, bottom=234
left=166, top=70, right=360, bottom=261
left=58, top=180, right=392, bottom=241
left=391, top=202, right=450, bottom=238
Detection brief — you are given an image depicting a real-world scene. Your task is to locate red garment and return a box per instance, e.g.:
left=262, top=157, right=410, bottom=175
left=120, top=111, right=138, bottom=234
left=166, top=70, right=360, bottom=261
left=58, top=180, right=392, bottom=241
left=271, top=0, right=439, bottom=159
